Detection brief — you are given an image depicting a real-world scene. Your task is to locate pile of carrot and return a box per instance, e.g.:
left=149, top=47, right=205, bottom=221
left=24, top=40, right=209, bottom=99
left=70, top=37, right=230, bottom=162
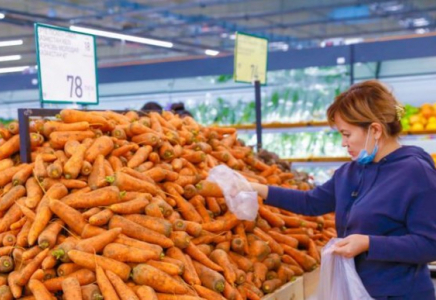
left=0, top=109, right=337, bottom=299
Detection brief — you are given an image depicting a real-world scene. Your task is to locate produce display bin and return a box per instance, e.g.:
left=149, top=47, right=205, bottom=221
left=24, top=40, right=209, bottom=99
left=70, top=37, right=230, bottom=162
left=262, top=276, right=304, bottom=300
left=303, top=267, right=320, bottom=300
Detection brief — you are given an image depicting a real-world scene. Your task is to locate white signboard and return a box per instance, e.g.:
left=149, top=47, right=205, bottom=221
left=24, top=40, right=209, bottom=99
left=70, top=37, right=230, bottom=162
left=35, top=23, right=99, bottom=104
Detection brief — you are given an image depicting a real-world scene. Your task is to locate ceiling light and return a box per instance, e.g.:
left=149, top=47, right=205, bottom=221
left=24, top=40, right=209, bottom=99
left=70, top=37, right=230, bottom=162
left=344, top=37, right=363, bottom=45
left=70, top=26, right=173, bottom=48
left=0, top=55, right=21, bottom=62
left=0, top=40, right=23, bottom=47
left=415, top=28, right=429, bottom=34
left=230, top=34, right=236, bottom=40
left=205, top=49, right=219, bottom=56
left=0, top=66, right=30, bottom=74
left=0, top=13, right=4, bottom=19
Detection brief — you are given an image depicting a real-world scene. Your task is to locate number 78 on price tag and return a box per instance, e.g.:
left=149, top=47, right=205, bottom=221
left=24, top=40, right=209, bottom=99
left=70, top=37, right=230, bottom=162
left=35, top=23, right=99, bottom=105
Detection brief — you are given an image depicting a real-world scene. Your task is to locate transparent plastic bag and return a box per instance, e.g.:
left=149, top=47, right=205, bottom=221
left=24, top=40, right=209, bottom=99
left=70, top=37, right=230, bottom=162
left=207, top=165, right=258, bottom=221
left=317, top=238, right=373, bottom=300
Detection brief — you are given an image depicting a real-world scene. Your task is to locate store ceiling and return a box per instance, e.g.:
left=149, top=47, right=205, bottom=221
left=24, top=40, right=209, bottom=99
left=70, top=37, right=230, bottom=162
left=0, top=0, right=435, bottom=70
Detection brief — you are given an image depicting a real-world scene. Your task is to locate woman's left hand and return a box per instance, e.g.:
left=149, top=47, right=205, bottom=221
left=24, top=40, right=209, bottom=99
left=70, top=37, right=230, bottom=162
left=332, top=234, right=370, bottom=258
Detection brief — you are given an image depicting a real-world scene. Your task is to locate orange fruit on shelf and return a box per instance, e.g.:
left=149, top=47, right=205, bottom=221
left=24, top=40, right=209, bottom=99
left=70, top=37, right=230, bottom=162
left=425, top=123, right=436, bottom=130
left=411, top=123, right=424, bottom=131
left=409, top=115, right=421, bottom=124
left=421, top=107, right=434, bottom=119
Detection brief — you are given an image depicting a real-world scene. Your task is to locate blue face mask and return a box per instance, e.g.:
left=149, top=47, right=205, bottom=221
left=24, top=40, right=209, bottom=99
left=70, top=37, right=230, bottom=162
left=356, top=130, right=378, bottom=165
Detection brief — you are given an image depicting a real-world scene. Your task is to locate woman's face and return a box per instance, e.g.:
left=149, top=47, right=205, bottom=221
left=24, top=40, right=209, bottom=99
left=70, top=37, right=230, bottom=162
left=334, top=113, right=376, bottom=160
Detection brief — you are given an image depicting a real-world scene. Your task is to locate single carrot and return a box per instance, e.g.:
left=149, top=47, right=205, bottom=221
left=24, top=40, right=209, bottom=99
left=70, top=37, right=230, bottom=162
left=75, top=228, right=122, bottom=254
left=108, top=156, right=124, bottom=172
left=103, top=242, right=160, bottom=262
left=0, top=185, right=26, bottom=211
left=63, top=186, right=120, bottom=209
left=165, top=247, right=200, bottom=285
left=193, top=284, right=226, bottom=300
left=63, top=144, right=87, bottom=179
left=60, top=109, right=113, bottom=131
left=258, top=206, right=285, bottom=228
left=196, top=180, right=223, bottom=197
left=109, top=215, right=174, bottom=248
left=165, top=186, right=202, bottom=223
left=185, top=242, right=223, bottom=272
left=170, top=231, right=191, bottom=249
left=47, top=159, right=63, bottom=179
left=131, top=264, right=188, bottom=294
left=38, top=219, right=64, bottom=249
left=111, top=144, right=137, bottom=157
left=127, top=145, right=153, bottom=169
left=0, top=135, right=20, bottom=160
left=268, top=231, right=299, bottom=248
left=109, top=194, right=150, bottom=214
left=0, top=256, right=14, bottom=273
left=147, top=260, right=182, bottom=276
left=135, top=286, right=157, bottom=300
left=108, top=171, right=157, bottom=195
left=202, top=212, right=240, bottom=232
left=234, top=223, right=250, bottom=255
left=16, top=248, right=49, bottom=286
left=68, top=250, right=131, bottom=281
left=89, top=209, right=114, bottom=226
left=11, top=163, right=34, bottom=186
left=106, top=270, right=139, bottom=300
left=29, top=279, right=56, bottom=300
left=252, top=227, right=284, bottom=255
left=44, top=268, right=96, bottom=292
left=81, top=283, right=103, bottom=300
left=62, top=277, right=83, bottom=300
left=49, top=131, right=96, bottom=149
left=48, top=199, right=86, bottom=235
left=51, top=237, right=78, bottom=263
left=114, top=234, right=163, bottom=258
left=2, top=231, right=16, bottom=246
left=307, top=238, right=321, bottom=263
left=57, top=263, right=83, bottom=277
left=210, top=249, right=237, bottom=285
left=124, top=214, right=172, bottom=237
left=85, top=136, right=114, bottom=163
left=281, top=243, right=317, bottom=272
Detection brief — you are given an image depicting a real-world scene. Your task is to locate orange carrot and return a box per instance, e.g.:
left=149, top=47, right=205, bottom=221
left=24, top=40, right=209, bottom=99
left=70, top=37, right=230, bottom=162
left=170, top=231, right=191, bottom=249
left=165, top=247, right=200, bottom=285
left=115, top=234, right=163, bottom=258
left=258, top=206, right=285, bottom=228
left=75, top=228, right=122, bottom=254
left=106, top=270, right=139, bottom=300
left=44, top=268, right=96, bottom=292
left=62, top=277, right=82, bottom=300
left=210, top=249, right=237, bottom=285
left=165, top=185, right=203, bottom=223
left=11, top=163, right=34, bottom=186
left=103, top=243, right=160, bottom=262
left=110, top=194, right=150, bottom=214
left=63, top=186, right=120, bottom=209
left=108, top=171, right=157, bottom=195
left=60, top=109, right=113, bottom=131
left=89, top=209, right=114, bottom=226
left=135, top=286, right=157, bottom=300
left=109, top=215, right=173, bottom=248
left=63, top=144, right=87, bottom=179
left=37, top=219, right=64, bottom=249
left=127, top=146, right=153, bottom=169
left=49, top=131, right=95, bottom=149
left=95, top=264, right=119, bottom=300
left=268, top=231, right=298, bottom=248
left=0, top=135, right=20, bottom=160
left=57, top=263, right=82, bottom=277
left=81, top=283, right=103, bottom=300
left=131, top=132, right=161, bottom=146
left=131, top=264, right=188, bottom=294
left=281, top=243, right=317, bottom=271
left=0, top=255, right=14, bottom=273
left=193, top=284, right=226, bottom=300
left=16, top=248, right=49, bottom=286
left=147, top=260, right=182, bottom=276
left=85, top=136, right=114, bottom=163
left=0, top=185, right=26, bottom=211
left=252, top=227, right=284, bottom=255
left=29, top=279, right=56, bottom=300
left=48, top=199, right=86, bottom=235
left=185, top=242, right=223, bottom=272
left=202, top=212, right=240, bottom=232
left=124, top=214, right=172, bottom=237
left=234, top=223, right=250, bottom=255
left=47, top=160, right=63, bottom=179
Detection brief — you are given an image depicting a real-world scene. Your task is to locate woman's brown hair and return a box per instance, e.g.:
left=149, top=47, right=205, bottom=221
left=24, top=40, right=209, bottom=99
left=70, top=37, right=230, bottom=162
left=326, top=80, right=403, bottom=137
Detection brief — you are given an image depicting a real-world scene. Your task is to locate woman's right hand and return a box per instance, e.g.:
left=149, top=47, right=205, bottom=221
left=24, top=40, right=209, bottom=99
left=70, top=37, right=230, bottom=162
left=250, top=182, right=269, bottom=199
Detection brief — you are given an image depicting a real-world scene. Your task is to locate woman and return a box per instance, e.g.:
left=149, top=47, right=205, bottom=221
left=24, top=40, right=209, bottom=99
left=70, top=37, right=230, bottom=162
left=251, top=80, right=436, bottom=299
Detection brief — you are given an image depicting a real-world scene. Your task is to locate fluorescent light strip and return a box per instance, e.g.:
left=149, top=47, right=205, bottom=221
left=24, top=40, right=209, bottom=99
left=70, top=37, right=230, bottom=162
left=0, top=55, right=21, bottom=62
left=0, top=66, right=30, bottom=74
left=70, top=26, right=173, bottom=48
left=0, top=40, right=23, bottom=47
left=0, top=13, right=4, bottom=19
left=205, top=49, right=219, bottom=56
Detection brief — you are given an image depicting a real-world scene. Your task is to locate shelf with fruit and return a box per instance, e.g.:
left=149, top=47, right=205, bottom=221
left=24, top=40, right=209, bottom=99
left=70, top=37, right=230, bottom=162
left=401, top=103, right=436, bottom=132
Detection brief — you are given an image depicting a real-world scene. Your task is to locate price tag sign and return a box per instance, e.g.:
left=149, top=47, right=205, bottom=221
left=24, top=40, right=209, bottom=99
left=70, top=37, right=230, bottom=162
left=234, top=32, right=268, bottom=84
left=35, top=23, right=99, bottom=105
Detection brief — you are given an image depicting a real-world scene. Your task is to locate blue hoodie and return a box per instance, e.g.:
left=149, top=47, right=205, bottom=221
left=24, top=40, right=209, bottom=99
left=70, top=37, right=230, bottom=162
left=265, top=146, right=436, bottom=298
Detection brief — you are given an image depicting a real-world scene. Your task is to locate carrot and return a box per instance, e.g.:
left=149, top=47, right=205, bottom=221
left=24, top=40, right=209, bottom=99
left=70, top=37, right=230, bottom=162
left=252, top=228, right=283, bottom=255
left=120, top=167, right=154, bottom=184
left=216, top=241, right=231, bottom=252
left=109, top=194, right=150, bottom=214
left=182, top=150, right=206, bottom=164
left=89, top=209, right=114, bottom=226
left=0, top=185, right=26, bottom=211
left=75, top=228, right=122, bottom=254
left=60, top=109, right=113, bottom=131
left=175, top=175, right=201, bottom=187
left=2, top=232, right=16, bottom=246
left=147, top=260, right=182, bottom=276
left=0, top=285, right=13, bottom=300
left=10, top=163, right=34, bottom=186
left=109, top=215, right=174, bottom=248
left=135, top=161, right=154, bottom=172
left=202, top=212, right=240, bottom=232
left=193, top=284, right=226, bottom=300
left=231, top=237, right=245, bottom=254
left=16, top=219, right=32, bottom=248
left=195, top=181, right=223, bottom=197
left=228, top=251, right=254, bottom=273
left=0, top=159, right=13, bottom=173
left=112, top=125, right=127, bottom=140
left=135, top=286, right=157, bottom=300
left=44, top=268, right=96, bottom=292
left=108, top=156, right=124, bottom=172
left=124, top=214, right=172, bottom=237
left=67, top=250, right=131, bottom=281
left=0, top=135, right=20, bottom=160
left=111, top=144, right=137, bottom=157
left=85, top=136, right=114, bottom=163
left=103, top=243, right=160, bottom=263
left=173, top=219, right=202, bottom=237
left=165, top=247, right=199, bottom=285
left=108, top=171, right=157, bottom=195
left=170, top=231, right=191, bottom=249
left=0, top=256, right=14, bottom=273
left=234, top=223, right=250, bottom=255
left=131, top=264, right=188, bottom=294
left=144, top=167, right=168, bottom=182
left=268, top=231, right=298, bottom=248
left=82, top=207, right=102, bottom=221
left=62, top=277, right=83, bottom=300
left=307, top=238, right=321, bottom=263
left=185, top=242, right=223, bottom=272
left=37, top=219, right=64, bottom=249
left=52, top=237, right=78, bottom=263
left=281, top=243, right=317, bottom=271
left=0, top=128, right=11, bottom=140
left=131, top=132, right=161, bottom=146
left=95, top=264, right=120, bottom=300
left=258, top=206, right=285, bottom=228
left=29, top=279, right=56, bottom=300
left=57, top=263, right=82, bottom=277
left=54, top=150, right=68, bottom=164
left=49, top=131, right=95, bottom=149
left=48, top=199, right=86, bottom=235
left=114, top=235, right=163, bottom=258
left=16, top=248, right=49, bottom=286
left=183, top=184, right=198, bottom=199
left=210, top=249, right=237, bottom=285
left=127, top=145, right=152, bottom=169
left=277, top=265, right=294, bottom=284
left=42, top=120, right=89, bottom=137
left=47, top=160, right=63, bottom=179
left=261, top=278, right=282, bottom=294
left=81, top=283, right=103, bottom=300
left=64, top=140, right=80, bottom=157
left=222, top=281, right=238, bottom=300
left=8, top=271, right=22, bottom=298
left=165, top=186, right=202, bottom=223
left=63, top=186, right=120, bottom=208
left=63, top=144, right=87, bottom=179
left=106, top=271, right=140, bottom=300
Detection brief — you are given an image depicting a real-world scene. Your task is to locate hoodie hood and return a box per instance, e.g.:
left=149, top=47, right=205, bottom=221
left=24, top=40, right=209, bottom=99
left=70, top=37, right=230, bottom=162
left=380, top=145, right=435, bottom=169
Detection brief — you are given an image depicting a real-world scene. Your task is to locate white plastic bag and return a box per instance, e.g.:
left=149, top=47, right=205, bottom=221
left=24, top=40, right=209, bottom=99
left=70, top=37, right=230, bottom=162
left=317, top=238, right=373, bottom=300
left=207, top=165, right=258, bottom=221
